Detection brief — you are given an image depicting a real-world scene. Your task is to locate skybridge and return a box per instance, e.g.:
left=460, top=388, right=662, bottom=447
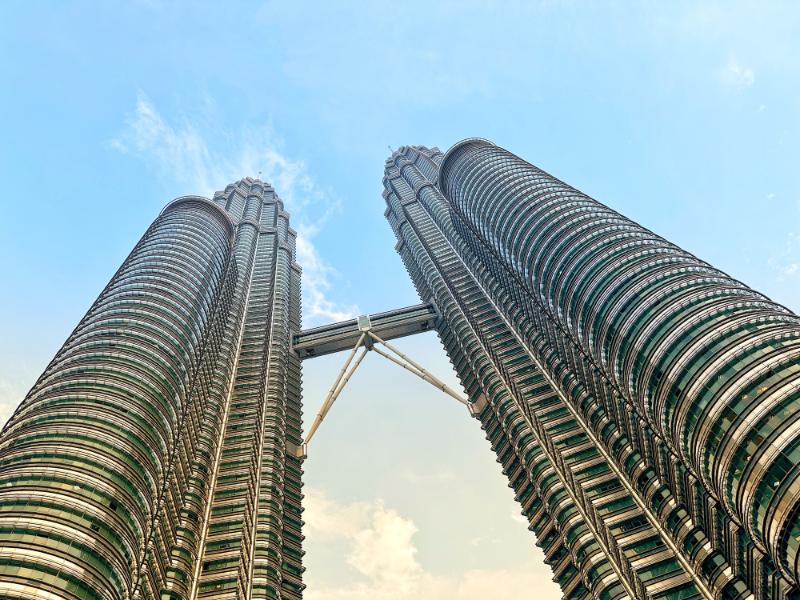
left=291, top=302, right=469, bottom=458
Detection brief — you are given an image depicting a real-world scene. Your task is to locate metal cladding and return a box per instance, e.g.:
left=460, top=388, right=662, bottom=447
left=384, top=141, right=800, bottom=599
left=0, top=179, right=304, bottom=600
left=2, top=140, right=799, bottom=600
left=292, top=303, right=438, bottom=359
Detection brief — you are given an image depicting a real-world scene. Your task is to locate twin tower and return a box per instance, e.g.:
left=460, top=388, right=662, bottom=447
left=0, top=140, right=799, bottom=600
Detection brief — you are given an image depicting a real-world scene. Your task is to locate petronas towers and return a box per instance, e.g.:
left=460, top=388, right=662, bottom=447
left=1, top=140, right=799, bottom=600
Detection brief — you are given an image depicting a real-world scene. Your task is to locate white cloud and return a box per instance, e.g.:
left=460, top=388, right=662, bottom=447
left=295, top=230, right=359, bottom=323
left=511, top=511, right=529, bottom=525
left=303, top=488, right=559, bottom=600
left=348, top=502, right=420, bottom=589
left=718, top=57, right=755, bottom=88
left=783, top=263, right=800, bottom=276
left=768, top=232, right=800, bottom=278
left=0, top=377, right=29, bottom=427
left=112, top=94, right=357, bottom=325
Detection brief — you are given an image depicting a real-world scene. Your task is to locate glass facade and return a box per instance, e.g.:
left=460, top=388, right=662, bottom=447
left=2, top=141, right=798, bottom=600
left=0, top=180, right=304, bottom=600
left=384, top=140, right=800, bottom=599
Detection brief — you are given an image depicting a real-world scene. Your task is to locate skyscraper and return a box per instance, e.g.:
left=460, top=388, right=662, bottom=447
left=383, top=140, right=800, bottom=600
left=0, top=179, right=305, bottom=600
left=2, top=139, right=799, bottom=600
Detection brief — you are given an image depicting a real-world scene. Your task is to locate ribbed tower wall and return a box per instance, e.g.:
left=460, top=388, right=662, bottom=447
left=437, top=140, right=800, bottom=592
left=385, top=148, right=704, bottom=599
left=0, top=179, right=304, bottom=600
left=386, top=141, right=800, bottom=600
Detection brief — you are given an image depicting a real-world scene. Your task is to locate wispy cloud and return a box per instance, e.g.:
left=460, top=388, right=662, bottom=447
left=0, top=377, right=29, bottom=427
left=112, top=94, right=358, bottom=325
left=510, top=511, right=529, bottom=525
left=769, top=232, right=800, bottom=278
left=0, top=360, right=45, bottom=427
left=303, top=487, right=559, bottom=600
left=718, top=57, right=755, bottom=88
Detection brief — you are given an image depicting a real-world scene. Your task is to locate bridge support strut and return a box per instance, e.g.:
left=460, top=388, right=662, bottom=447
left=297, top=314, right=468, bottom=458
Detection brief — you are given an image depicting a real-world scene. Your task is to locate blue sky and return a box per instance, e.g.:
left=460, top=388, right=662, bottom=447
left=1, top=2, right=799, bottom=597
